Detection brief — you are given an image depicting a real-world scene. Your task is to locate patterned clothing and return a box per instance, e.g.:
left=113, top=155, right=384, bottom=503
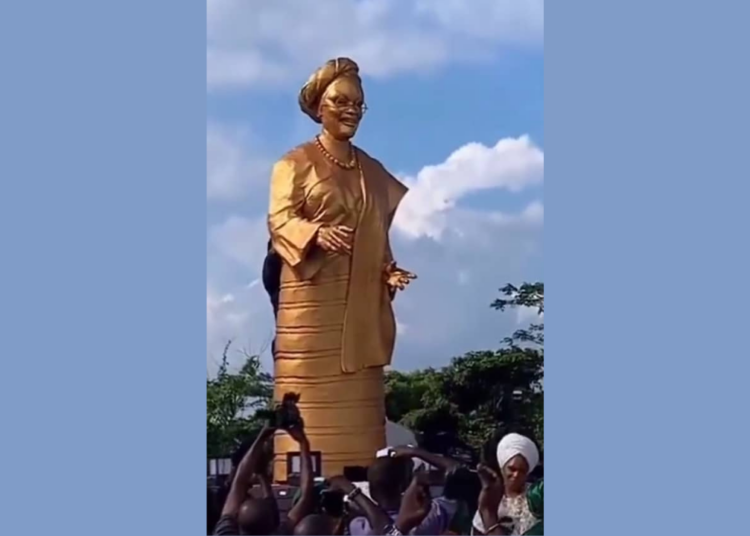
left=349, top=497, right=458, bottom=535
left=471, top=481, right=543, bottom=535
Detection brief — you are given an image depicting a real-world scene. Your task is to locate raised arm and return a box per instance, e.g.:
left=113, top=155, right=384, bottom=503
left=222, top=425, right=275, bottom=517
left=392, top=472, right=433, bottom=535
left=285, top=424, right=315, bottom=528
left=476, top=464, right=507, bottom=535
left=329, top=476, right=392, bottom=535
left=255, top=473, right=274, bottom=499
left=392, top=445, right=461, bottom=473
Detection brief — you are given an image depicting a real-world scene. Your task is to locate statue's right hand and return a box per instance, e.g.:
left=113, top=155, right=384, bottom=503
left=316, top=225, right=353, bottom=254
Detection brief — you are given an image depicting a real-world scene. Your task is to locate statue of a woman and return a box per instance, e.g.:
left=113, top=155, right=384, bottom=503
left=267, top=58, right=415, bottom=481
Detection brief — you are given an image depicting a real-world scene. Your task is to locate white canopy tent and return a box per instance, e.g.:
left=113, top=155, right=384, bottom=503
left=385, top=419, right=417, bottom=447
left=384, top=419, right=431, bottom=470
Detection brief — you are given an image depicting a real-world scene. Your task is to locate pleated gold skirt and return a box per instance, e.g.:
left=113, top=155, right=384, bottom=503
left=272, top=366, right=386, bottom=481
left=272, top=255, right=386, bottom=482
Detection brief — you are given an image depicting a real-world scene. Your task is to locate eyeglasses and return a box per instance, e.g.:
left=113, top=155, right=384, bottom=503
left=323, top=96, right=368, bottom=115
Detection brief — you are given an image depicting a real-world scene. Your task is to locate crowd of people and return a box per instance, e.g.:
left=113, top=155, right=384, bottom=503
left=207, top=420, right=543, bottom=536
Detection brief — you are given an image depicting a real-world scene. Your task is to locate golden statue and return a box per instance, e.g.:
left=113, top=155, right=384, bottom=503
left=267, top=58, right=416, bottom=482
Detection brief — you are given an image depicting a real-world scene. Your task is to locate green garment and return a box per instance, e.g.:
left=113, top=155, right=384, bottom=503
left=523, top=480, right=543, bottom=535
left=448, top=500, right=475, bottom=535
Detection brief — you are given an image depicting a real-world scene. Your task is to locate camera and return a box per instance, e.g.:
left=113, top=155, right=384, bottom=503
left=258, top=392, right=303, bottom=430
left=319, top=488, right=345, bottom=517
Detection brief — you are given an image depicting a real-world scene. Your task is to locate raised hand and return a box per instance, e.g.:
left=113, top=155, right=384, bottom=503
left=477, top=463, right=505, bottom=528
left=390, top=445, right=416, bottom=458
left=316, top=225, right=353, bottom=254
left=394, top=470, right=432, bottom=533
left=287, top=421, right=308, bottom=445
left=327, top=475, right=356, bottom=495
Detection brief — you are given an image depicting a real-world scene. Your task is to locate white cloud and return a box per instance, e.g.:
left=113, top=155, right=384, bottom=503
left=396, top=320, right=409, bottom=336
left=208, top=215, right=268, bottom=269
left=492, top=200, right=544, bottom=226
left=207, top=123, right=270, bottom=201
left=207, top=215, right=276, bottom=373
left=207, top=287, right=244, bottom=353
left=376, top=135, right=544, bottom=369
left=414, top=0, right=544, bottom=44
left=386, top=198, right=542, bottom=370
left=207, top=0, right=543, bottom=91
left=393, top=136, right=544, bottom=240
left=207, top=282, right=275, bottom=374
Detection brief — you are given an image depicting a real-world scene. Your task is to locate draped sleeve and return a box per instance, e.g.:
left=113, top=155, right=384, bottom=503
left=382, top=170, right=408, bottom=268
left=267, top=158, right=322, bottom=268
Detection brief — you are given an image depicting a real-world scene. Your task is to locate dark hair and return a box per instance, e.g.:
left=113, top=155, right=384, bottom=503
left=294, top=513, right=336, bottom=535
left=238, top=498, right=279, bottom=535
left=367, top=457, right=411, bottom=499
left=262, top=241, right=281, bottom=318
left=443, top=466, right=481, bottom=511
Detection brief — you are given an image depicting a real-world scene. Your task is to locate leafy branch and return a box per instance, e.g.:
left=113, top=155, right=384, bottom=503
left=207, top=340, right=273, bottom=458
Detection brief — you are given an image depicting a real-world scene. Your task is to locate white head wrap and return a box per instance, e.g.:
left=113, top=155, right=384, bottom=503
left=496, top=433, right=539, bottom=473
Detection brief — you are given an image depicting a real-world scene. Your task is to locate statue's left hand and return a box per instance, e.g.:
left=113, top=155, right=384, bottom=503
left=385, top=261, right=417, bottom=293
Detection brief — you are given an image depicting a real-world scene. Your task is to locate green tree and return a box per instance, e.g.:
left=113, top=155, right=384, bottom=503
left=492, top=282, right=544, bottom=348
left=207, top=340, right=273, bottom=458
left=384, top=368, right=441, bottom=423
left=384, top=282, right=544, bottom=455
left=491, top=282, right=544, bottom=446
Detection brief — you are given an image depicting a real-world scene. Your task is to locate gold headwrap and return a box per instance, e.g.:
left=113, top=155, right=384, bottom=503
left=298, top=57, right=361, bottom=123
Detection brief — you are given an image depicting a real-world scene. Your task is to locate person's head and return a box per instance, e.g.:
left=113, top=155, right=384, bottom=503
left=367, top=456, right=411, bottom=506
left=294, top=513, right=336, bottom=535
left=443, top=466, right=482, bottom=510
left=496, top=433, right=539, bottom=495
left=299, top=57, right=366, bottom=141
left=237, top=498, right=279, bottom=535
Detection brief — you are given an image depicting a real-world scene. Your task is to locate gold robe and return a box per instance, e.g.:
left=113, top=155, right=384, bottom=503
left=267, top=140, right=407, bottom=481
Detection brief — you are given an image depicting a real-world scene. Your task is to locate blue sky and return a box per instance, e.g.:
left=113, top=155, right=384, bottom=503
left=207, top=0, right=544, bottom=375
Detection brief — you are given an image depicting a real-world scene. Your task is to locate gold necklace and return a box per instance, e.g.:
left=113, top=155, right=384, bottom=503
left=314, top=135, right=357, bottom=170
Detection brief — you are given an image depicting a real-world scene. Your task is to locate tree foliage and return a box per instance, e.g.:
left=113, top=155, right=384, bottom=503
left=384, top=368, right=441, bottom=423
left=493, top=282, right=544, bottom=348
left=207, top=341, right=273, bottom=458
left=385, top=282, right=544, bottom=457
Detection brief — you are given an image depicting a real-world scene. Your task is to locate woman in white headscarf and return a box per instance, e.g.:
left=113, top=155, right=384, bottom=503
left=471, top=433, right=543, bottom=535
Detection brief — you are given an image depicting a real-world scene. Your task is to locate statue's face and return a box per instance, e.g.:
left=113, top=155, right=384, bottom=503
left=318, top=77, right=366, bottom=141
